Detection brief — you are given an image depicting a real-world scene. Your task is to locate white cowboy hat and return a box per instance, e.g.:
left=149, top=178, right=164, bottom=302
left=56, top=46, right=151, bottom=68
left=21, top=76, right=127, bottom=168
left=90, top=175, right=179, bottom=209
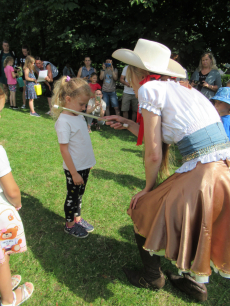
left=112, top=39, right=186, bottom=78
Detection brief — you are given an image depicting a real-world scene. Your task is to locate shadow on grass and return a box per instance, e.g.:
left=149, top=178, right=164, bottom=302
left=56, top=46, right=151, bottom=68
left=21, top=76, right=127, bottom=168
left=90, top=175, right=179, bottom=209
left=91, top=169, right=145, bottom=189
left=121, top=148, right=143, bottom=159
left=20, top=192, right=226, bottom=305
left=20, top=192, right=141, bottom=303
left=97, top=125, right=137, bottom=143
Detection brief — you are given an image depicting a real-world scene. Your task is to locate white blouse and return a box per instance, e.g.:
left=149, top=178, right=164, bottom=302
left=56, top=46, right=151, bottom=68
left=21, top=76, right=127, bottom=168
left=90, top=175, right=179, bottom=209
left=138, top=80, right=230, bottom=173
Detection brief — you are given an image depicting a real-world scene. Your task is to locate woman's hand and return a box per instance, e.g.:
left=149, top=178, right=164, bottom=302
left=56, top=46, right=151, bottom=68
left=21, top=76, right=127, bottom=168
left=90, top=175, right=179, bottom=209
left=202, top=81, right=209, bottom=88
left=72, top=172, right=84, bottom=185
left=102, top=63, right=106, bottom=70
left=104, top=115, right=129, bottom=130
left=130, top=189, right=149, bottom=209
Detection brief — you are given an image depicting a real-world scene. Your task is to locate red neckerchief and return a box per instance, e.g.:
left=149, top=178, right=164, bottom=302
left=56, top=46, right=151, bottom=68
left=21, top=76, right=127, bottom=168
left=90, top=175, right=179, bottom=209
left=136, top=74, right=161, bottom=146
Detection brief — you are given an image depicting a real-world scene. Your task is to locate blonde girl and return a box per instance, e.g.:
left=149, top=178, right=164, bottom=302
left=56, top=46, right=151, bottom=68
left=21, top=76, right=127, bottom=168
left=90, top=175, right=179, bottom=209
left=53, top=76, right=96, bottom=238
left=3, top=56, right=18, bottom=109
left=23, top=56, right=39, bottom=117
left=0, top=87, right=34, bottom=306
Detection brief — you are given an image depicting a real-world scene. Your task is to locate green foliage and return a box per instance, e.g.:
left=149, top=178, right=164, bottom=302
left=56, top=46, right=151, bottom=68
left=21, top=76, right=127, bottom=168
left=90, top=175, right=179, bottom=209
left=1, top=0, right=230, bottom=76
left=221, top=74, right=230, bottom=86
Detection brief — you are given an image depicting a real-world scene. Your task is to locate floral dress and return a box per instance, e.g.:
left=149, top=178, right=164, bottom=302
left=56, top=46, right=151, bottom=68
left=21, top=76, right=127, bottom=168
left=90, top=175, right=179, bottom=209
left=0, top=146, right=27, bottom=264
left=26, top=70, right=37, bottom=99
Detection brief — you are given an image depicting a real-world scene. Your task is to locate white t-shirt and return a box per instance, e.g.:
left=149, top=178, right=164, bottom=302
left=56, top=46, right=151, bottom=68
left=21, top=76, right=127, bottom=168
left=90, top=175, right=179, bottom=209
left=0, top=146, right=12, bottom=193
left=138, top=80, right=230, bottom=173
left=55, top=114, right=96, bottom=171
left=88, top=98, right=106, bottom=115
left=121, top=65, right=135, bottom=95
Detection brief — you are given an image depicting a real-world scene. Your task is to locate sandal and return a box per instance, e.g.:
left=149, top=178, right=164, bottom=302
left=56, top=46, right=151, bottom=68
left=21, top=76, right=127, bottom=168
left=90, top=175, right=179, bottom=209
left=11, top=275, right=21, bottom=290
left=16, top=282, right=34, bottom=306
left=1, top=292, right=16, bottom=306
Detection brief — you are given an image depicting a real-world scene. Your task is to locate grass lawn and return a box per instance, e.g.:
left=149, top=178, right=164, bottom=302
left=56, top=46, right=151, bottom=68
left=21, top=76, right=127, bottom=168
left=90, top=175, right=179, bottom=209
left=1, top=92, right=229, bottom=306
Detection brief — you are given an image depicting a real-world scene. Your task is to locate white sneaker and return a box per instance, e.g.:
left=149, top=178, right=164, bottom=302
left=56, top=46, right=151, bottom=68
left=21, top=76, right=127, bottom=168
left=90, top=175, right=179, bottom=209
left=21, top=105, right=26, bottom=109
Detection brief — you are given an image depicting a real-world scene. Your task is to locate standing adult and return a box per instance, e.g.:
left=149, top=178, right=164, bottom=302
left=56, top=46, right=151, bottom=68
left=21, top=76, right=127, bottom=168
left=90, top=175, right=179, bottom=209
left=191, top=52, right=222, bottom=100
left=18, top=45, right=30, bottom=108
left=105, top=39, right=230, bottom=302
left=100, top=58, right=119, bottom=116
left=34, top=57, right=59, bottom=115
left=77, top=57, right=96, bottom=82
left=63, top=63, right=75, bottom=77
left=0, top=41, right=16, bottom=100
left=120, top=65, right=138, bottom=121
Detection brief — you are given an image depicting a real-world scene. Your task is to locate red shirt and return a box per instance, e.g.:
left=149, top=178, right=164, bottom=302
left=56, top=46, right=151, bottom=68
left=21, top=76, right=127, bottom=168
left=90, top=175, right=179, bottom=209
left=89, top=83, right=101, bottom=93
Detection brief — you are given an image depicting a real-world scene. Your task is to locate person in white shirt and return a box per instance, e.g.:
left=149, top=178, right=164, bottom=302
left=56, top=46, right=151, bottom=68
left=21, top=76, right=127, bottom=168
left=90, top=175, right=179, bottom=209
left=53, top=76, right=96, bottom=238
left=86, top=90, right=106, bottom=132
left=105, top=39, right=230, bottom=302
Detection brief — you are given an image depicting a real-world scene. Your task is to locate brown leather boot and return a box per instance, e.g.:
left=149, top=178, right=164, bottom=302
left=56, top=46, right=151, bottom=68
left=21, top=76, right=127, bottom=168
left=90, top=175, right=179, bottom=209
left=166, top=270, right=208, bottom=302
left=123, top=233, right=165, bottom=290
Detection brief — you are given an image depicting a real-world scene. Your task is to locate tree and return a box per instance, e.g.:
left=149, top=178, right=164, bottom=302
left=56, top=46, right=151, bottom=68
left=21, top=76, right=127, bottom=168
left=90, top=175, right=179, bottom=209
left=1, top=0, right=229, bottom=74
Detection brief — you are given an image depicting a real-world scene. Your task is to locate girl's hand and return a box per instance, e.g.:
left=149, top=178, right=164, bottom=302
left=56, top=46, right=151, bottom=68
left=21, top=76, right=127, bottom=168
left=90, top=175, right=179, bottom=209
left=72, top=172, right=84, bottom=185
left=130, top=189, right=149, bottom=209
left=34, top=79, right=37, bottom=84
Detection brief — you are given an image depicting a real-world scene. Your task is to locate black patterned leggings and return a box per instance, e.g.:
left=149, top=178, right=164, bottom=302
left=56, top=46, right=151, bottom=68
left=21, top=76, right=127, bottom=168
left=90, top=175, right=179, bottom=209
left=64, top=168, right=90, bottom=222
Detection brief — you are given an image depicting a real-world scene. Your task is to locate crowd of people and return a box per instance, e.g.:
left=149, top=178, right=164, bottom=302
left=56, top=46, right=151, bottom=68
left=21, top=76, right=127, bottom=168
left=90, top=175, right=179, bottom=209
left=1, top=37, right=230, bottom=305
left=1, top=40, right=230, bottom=122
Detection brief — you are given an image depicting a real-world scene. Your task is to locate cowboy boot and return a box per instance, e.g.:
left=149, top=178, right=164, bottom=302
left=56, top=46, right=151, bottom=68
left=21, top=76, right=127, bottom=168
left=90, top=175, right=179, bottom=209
left=166, top=270, right=208, bottom=302
left=123, top=233, right=165, bottom=290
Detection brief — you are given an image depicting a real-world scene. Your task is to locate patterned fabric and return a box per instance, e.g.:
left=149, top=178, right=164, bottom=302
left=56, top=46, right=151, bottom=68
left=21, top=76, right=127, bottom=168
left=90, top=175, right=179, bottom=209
left=212, top=87, right=230, bottom=104
left=8, top=84, right=17, bottom=92
left=64, top=169, right=90, bottom=222
left=26, top=71, right=37, bottom=99
left=0, top=193, right=27, bottom=264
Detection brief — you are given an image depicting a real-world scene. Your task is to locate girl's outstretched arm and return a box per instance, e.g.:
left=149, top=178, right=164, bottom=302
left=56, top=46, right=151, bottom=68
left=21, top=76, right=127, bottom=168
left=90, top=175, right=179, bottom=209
left=0, top=172, right=21, bottom=208
left=104, top=115, right=139, bottom=137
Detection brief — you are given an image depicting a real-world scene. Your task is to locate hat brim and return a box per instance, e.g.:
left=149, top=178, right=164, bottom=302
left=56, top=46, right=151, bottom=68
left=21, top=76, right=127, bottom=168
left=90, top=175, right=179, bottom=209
left=112, top=49, right=186, bottom=78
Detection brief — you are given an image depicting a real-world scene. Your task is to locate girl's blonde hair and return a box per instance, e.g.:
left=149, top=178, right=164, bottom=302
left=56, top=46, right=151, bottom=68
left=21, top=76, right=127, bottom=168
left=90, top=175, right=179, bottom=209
left=197, top=52, right=218, bottom=71
left=51, top=76, right=92, bottom=119
left=23, top=55, right=35, bottom=72
left=126, top=65, right=171, bottom=179
left=3, top=56, right=14, bottom=68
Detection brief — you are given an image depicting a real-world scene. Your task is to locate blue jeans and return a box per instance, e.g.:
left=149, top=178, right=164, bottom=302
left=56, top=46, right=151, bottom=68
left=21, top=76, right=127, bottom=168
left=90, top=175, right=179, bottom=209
left=102, top=91, right=119, bottom=108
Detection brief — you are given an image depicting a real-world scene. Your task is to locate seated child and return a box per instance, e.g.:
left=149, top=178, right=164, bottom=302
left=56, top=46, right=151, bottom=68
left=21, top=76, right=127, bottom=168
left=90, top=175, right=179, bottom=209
left=89, top=73, right=101, bottom=94
left=87, top=90, right=106, bottom=132
left=212, top=87, right=230, bottom=140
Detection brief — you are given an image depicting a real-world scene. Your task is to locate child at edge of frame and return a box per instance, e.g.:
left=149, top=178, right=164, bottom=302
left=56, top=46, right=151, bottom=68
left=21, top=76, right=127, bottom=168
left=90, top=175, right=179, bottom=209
left=52, top=76, right=95, bottom=238
left=211, top=87, right=230, bottom=140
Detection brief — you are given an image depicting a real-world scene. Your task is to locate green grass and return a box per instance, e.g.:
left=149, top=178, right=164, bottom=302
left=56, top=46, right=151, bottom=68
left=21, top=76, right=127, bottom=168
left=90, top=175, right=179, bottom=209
left=1, top=92, right=229, bottom=306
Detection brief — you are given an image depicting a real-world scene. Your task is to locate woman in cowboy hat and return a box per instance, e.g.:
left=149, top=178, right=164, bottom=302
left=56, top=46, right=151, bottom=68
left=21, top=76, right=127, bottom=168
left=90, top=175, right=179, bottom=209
left=105, top=39, right=230, bottom=302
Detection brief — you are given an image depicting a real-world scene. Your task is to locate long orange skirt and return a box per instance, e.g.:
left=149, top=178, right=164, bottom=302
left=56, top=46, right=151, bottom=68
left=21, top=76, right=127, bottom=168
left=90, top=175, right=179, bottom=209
left=128, top=160, right=230, bottom=282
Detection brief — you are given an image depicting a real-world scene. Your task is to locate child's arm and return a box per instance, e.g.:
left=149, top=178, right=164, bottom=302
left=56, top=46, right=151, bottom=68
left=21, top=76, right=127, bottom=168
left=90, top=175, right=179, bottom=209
left=59, top=144, right=84, bottom=185
left=24, top=68, right=37, bottom=82
left=11, top=70, right=18, bottom=79
left=0, top=172, right=21, bottom=208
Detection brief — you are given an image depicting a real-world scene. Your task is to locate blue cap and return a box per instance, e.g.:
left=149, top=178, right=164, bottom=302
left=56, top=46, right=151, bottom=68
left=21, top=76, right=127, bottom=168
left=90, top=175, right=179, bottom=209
left=212, top=87, right=230, bottom=105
